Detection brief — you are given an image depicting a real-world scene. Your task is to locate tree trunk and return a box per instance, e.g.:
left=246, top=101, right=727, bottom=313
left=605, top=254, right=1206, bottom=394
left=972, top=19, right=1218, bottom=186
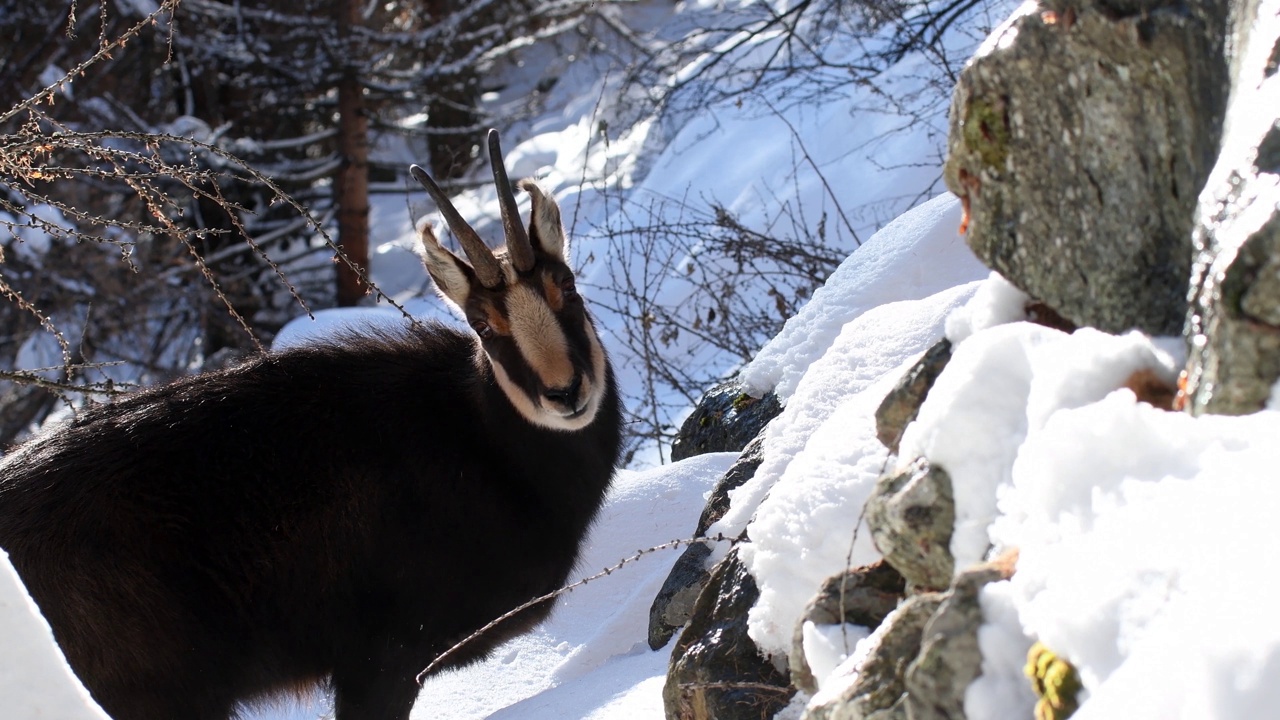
left=333, top=0, right=370, bottom=306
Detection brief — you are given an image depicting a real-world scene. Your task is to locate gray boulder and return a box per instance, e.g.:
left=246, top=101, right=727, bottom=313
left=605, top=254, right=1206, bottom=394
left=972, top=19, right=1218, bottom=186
left=801, top=594, right=945, bottom=720
left=664, top=548, right=795, bottom=720
left=790, top=560, right=906, bottom=694
left=875, top=339, right=952, bottom=455
left=671, top=378, right=782, bottom=462
left=865, top=458, right=956, bottom=592
left=903, top=555, right=1018, bottom=720
left=649, top=435, right=766, bottom=650
left=1183, top=0, right=1280, bottom=415
left=649, top=542, right=714, bottom=651
left=944, top=0, right=1231, bottom=335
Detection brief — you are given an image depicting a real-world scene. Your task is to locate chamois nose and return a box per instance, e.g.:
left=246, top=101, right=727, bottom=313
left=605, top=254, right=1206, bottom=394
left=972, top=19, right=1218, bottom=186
left=544, top=376, right=583, bottom=408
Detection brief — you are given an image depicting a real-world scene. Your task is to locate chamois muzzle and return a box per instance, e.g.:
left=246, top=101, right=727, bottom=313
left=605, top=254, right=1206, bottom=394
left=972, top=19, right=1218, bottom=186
left=543, top=375, right=585, bottom=414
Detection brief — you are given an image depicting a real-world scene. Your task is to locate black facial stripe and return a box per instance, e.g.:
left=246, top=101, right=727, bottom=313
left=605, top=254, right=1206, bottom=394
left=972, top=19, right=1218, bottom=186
left=487, top=310, right=595, bottom=397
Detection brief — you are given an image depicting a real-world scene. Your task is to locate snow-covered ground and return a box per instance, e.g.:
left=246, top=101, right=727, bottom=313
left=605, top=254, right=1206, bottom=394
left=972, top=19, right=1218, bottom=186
left=10, top=0, right=1280, bottom=718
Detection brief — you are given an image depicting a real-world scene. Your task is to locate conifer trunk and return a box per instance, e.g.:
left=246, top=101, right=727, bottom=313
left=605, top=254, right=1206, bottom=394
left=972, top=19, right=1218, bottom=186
left=333, top=0, right=370, bottom=306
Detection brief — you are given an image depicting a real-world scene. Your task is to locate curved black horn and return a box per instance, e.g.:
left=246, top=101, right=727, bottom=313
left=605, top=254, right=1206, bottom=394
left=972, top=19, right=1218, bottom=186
left=410, top=164, right=504, bottom=289
left=488, top=130, right=535, bottom=273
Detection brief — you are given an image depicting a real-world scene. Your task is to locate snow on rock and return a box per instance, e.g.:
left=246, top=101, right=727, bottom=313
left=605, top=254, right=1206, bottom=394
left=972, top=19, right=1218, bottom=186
left=896, top=322, right=1060, bottom=571
left=741, top=193, right=987, bottom=402
left=968, top=393, right=1280, bottom=718
left=897, top=307, right=1183, bottom=572
left=732, top=236, right=1280, bottom=719
left=875, top=289, right=1280, bottom=718
left=801, top=622, right=873, bottom=693
left=0, top=551, right=110, bottom=720
left=724, top=280, right=979, bottom=658
left=944, top=271, right=1029, bottom=344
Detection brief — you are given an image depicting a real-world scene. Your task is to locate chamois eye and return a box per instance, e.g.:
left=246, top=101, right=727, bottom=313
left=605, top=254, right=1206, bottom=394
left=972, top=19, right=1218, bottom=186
left=472, top=321, right=494, bottom=340
left=560, top=278, right=579, bottom=301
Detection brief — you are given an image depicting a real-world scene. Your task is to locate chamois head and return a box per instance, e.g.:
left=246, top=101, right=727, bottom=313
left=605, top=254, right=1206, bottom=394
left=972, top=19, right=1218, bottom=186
left=410, top=130, right=607, bottom=432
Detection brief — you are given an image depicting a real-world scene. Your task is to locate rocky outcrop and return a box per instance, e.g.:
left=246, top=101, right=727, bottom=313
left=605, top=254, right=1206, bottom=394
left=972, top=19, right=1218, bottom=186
left=670, top=378, right=782, bottom=462
left=944, top=0, right=1231, bottom=335
left=659, top=0, right=1280, bottom=716
left=802, top=593, right=944, bottom=720
left=865, top=458, right=955, bottom=592
left=1183, top=0, right=1280, bottom=414
left=875, top=339, right=952, bottom=455
left=798, top=556, right=1016, bottom=720
left=653, top=376, right=781, bottom=653
left=649, top=435, right=766, bottom=650
left=663, top=548, right=795, bottom=720
left=789, top=561, right=906, bottom=694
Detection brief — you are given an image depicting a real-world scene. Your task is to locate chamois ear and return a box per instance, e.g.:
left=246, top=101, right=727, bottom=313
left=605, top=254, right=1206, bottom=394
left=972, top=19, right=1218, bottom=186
left=417, top=221, right=472, bottom=313
left=518, top=180, right=569, bottom=265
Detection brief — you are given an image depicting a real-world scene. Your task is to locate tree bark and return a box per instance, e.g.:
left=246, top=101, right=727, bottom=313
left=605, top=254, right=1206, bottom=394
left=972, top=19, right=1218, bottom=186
left=333, top=0, right=370, bottom=306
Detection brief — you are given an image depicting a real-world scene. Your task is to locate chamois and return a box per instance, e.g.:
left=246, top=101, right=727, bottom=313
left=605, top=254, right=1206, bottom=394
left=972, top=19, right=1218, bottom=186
left=0, top=129, right=622, bottom=720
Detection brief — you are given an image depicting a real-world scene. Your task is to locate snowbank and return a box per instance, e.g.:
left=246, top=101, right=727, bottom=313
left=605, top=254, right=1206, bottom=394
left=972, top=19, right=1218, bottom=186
left=694, top=192, right=987, bottom=658
left=408, top=452, right=739, bottom=720
left=0, top=551, right=109, bottom=719
left=960, top=326, right=1280, bottom=719
left=741, top=194, right=987, bottom=401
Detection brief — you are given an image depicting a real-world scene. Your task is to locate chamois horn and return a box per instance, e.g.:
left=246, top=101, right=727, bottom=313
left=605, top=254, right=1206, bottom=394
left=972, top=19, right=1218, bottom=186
left=488, top=129, right=536, bottom=274
left=410, top=163, right=505, bottom=289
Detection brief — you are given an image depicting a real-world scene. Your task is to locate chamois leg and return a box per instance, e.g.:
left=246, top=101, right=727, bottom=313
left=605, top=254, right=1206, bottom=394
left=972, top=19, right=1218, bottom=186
left=331, top=651, right=423, bottom=720
left=88, top=678, right=234, bottom=720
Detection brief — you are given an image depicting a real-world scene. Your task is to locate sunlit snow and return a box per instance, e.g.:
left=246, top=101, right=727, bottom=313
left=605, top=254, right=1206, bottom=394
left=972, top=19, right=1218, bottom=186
left=9, top=0, right=1280, bottom=718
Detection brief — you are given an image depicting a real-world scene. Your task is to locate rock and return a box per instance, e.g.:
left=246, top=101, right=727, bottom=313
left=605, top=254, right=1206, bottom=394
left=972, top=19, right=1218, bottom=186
left=801, top=593, right=945, bottom=720
left=649, top=542, right=713, bottom=651
left=671, top=378, right=782, bottom=462
left=903, top=554, right=1018, bottom=720
left=692, top=434, right=767, bottom=536
left=1183, top=0, right=1280, bottom=415
left=875, top=339, right=953, bottom=455
left=790, top=561, right=906, bottom=694
left=649, top=436, right=767, bottom=650
left=664, top=548, right=795, bottom=720
left=944, top=0, right=1231, bottom=335
left=865, top=458, right=955, bottom=591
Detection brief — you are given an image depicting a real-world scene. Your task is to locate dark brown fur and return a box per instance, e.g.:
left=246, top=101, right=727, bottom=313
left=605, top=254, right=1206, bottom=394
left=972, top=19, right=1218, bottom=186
left=0, top=324, right=621, bottom=719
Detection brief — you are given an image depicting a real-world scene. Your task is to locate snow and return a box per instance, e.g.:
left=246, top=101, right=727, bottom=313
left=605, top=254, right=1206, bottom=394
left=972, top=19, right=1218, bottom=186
left=408, top=452, right=739, bottom=720
left=741, top=194, right=987, bottom=401
left=801, top=622, right=873, bottom=692
left=0, top=551, right=109, bottom=719
left=730, top=281, right=980, bottom=656
left=14, top=0, right=1280, bottom=718
left=963, top=352, right=1280, bottom=719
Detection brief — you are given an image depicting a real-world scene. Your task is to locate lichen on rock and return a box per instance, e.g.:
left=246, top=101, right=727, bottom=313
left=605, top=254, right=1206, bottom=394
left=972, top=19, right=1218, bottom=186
left=1024, top=642, right=1082, bottom=720
left=944, top=0, right=1231, bottom=335
left=865, top=457, right=956, bottom=592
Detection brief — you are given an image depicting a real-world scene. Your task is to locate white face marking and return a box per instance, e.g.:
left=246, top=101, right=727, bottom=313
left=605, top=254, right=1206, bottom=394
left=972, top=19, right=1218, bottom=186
left=507, top=284, right=575, bottom=389
left=485, top=286, right=606, bottom=432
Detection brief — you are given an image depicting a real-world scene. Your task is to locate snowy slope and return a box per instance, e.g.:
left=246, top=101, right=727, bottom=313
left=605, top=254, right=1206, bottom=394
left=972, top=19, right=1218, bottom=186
left=30, top=0, right=1276, bottom=718
left=7, top=0, right=1002, bottom=713
left=395, top=193, right=991, bottom=718
left=411, top=453, right=737, bottom=720
left=0, top=550, right=109, bottom=719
